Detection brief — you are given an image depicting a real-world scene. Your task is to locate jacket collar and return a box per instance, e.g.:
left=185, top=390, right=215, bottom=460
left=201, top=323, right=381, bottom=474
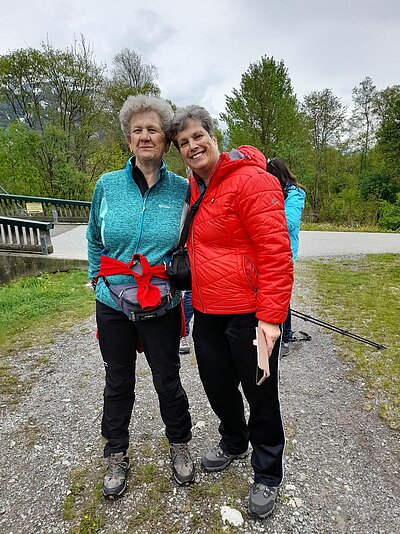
left=192, top=145, right=267, bottom=188
left=125, top=156, right=167, bottom=183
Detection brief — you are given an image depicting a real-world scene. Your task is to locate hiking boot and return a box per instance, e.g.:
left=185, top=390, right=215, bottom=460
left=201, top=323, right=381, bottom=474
left=103, top=452, right=130, bottom=500
left=179, top=336, right=190, bottom=354
left=248, top=483, right=278, bottom=518
left=280, top=342, right=290, bottom=357
left=170, top=443, right=195, bottom=485
left=201, top=445, right=249, bottom=472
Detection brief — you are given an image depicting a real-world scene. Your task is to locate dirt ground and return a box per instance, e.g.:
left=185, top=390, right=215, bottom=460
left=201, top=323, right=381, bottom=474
left=0, top=264, right=399, bottom=533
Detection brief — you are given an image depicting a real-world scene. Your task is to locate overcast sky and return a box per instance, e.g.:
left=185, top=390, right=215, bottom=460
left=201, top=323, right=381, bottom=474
left=1, top=0, right=399, bottom=119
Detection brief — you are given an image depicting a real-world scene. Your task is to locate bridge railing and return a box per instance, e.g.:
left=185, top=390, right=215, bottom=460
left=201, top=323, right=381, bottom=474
left=0, top=217, right=54, bottom=255
left=0, top=194, right=91, bottom=223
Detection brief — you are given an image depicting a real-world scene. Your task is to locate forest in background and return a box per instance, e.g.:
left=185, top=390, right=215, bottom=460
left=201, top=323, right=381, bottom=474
left=0, top=37, right=399, bottom=229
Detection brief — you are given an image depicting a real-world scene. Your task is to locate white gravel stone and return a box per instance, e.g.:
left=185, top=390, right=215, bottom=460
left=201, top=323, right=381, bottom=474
left=220, top=505, right=244, bottom=526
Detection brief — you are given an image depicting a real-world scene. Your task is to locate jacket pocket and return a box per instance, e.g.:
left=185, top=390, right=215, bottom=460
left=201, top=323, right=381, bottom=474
left=243, top=255, right=258, bottom=292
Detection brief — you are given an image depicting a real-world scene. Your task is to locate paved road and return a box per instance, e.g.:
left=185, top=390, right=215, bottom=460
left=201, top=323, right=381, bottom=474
left=298, top=230, right=400, bottom=257
left=49, top=225, right=400, bottom=261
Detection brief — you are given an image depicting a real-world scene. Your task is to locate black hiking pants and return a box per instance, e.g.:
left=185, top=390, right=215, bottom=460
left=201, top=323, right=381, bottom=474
left=193, top=310, right=284, bottom=486
left=96, top=300, right=192, bottom=458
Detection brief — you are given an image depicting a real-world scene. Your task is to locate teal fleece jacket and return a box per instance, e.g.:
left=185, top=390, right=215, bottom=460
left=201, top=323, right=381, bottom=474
left=86, top=157, right=189, bottom=311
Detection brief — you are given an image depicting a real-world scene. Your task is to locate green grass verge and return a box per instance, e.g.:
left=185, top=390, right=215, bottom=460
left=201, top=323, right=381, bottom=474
left=298, top=253, right=399, bottom=429
left=0, top=270, right=94, bottom=397
left=301, top=222, right=396, bottom=233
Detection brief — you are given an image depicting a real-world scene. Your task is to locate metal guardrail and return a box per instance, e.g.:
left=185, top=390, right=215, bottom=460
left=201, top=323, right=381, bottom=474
left=0, top=194, right=91, bottom=223
left=0, top=216, right=54, bottom=255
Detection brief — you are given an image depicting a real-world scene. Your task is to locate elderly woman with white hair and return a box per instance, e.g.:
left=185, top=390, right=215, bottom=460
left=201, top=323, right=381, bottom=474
left=86, top=95, right=194, bottom=499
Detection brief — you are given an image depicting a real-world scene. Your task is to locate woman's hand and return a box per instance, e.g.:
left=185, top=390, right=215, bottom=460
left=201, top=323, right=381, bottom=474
left=257, top=320, right=280, bottom=358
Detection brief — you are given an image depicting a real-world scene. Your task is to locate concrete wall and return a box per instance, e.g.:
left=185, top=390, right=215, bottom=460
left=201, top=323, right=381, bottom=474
left=0, top=252, right=88, bottom=285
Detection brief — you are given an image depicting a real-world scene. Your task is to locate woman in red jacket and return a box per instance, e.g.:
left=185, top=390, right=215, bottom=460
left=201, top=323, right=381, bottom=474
left=171, top=105, right=293, bottom=519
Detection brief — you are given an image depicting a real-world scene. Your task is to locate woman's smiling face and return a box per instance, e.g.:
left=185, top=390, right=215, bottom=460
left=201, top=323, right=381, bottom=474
left=175, top=119, right=219, bottom=181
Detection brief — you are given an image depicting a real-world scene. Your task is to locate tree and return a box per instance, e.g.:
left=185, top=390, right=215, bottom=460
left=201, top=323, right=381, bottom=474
left=349, top=77, right=378, bottom=173
left=220, top=56, right=301, bottom=159
left=0, top=122, right=42, bottom=195
left=359, top=171, right=398, bottom=203
left=103, top=48, right=161, bottom=156
left=375, top=85, right=400, bottom=185
left=112, top=48, right=158, bottom=89
left=302, top=89, right=346, bottom=219
left=0, top=37, right=107, bottom=198
left=0, top=47, right=48, bottom=130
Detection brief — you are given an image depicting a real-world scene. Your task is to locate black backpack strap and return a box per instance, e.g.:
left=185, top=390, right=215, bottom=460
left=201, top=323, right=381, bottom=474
left=177, top=189, right=206, bottom=248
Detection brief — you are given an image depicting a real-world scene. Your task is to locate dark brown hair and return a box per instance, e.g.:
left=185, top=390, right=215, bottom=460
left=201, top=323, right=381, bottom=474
left=267, top=158, right=304, bottom=199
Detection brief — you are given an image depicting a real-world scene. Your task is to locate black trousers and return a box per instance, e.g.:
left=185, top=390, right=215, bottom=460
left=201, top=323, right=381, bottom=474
left=193, top=310, right=285, bottom=486
left=96, top=300, right=192, bottom=457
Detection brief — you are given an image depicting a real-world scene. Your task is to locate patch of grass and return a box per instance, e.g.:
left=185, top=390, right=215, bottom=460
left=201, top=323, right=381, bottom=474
left=190, top=480, right=222, bottom=501
left=71, top=503, right=104, bottom=534
left=15, top=418, right=40, bottom=448
left=185, top=470, right=249, bottom=531
left=133, top=463, right=158, bottom=485
left=0, top=270, right=94, bottom=397
left=283, top=421, right=298, bottom=455
left=35, top=355, right=50, bottom=367
left=0, top=361, right=17, bottom=393
left=300, top=222, right=395, bottom=233
left=0, top=270, right=94, bottom=352
left=63, top=467, right=88, bottom=520
left=298, top=253, right=400, bottom=429
left=62, top=463, right=105, bottom=533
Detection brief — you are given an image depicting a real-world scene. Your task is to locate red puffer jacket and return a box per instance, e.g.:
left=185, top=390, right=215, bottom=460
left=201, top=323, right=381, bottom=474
left=187, top=146, right=293, bottom=324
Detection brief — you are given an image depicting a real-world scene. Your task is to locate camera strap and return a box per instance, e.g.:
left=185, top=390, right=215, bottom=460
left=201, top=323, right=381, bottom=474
left=177, top=188, right=206, bottom=249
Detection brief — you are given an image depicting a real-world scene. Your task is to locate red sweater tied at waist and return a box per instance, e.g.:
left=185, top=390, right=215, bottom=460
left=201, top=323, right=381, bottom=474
left=96, top=254, right=169, bottom=310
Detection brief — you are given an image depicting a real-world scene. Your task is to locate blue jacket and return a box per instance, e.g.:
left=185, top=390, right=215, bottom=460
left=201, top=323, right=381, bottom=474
left=285, top=185, right=306, bottom=262
left=86, top=157, right=189, bottom=310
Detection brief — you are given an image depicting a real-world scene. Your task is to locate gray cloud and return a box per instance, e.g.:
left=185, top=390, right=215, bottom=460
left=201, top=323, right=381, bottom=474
left=0, top=0, right=399, bottom=118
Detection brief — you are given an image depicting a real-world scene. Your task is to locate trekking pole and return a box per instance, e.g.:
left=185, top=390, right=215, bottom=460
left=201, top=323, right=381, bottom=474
left=291, top=309, right=388, bottom=350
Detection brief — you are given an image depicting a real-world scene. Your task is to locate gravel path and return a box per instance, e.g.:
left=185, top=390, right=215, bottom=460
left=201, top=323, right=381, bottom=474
left=0, top=265, right=399, bottom=533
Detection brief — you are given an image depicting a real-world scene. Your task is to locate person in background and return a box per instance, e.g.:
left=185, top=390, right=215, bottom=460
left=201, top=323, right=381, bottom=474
left=86, top=94, right=194, bottom=500
left=171, top=105, right=293, bottom=519
left=267, top=158, right=306, bottom=357
left=179, top=290, right=193, bottom=354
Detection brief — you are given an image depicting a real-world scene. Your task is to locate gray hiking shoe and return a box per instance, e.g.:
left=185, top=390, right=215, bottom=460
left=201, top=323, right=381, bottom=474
left=179, top=336, right=190, bottom=354
left=280, top=342, right=290, bottom=357
left=170, top=443, right=195, bottom=485
left=103, top=452, right=130, bottom=499
left=201, top=445, right=249, bottom=472
left=248, top=483, right=278, bottom=518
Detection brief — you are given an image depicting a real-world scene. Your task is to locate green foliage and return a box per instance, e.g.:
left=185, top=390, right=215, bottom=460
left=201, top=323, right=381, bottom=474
left=378, top=196, right=400, bottom=231
left=0, top=37, right=398, bottom=228
left=221, top=56, right=302, bottom=158
left=359, top=171, right=399, bottom=203
left=375, top=85, right=400, bottom=183
left=320, top=187, right=381, bottom=227
left=0, top=122, right=42, bottom=194
left=164, top=144, right=187, bottom=177
left=349, top=77, right=378, bottom=172
left=302, top=88, right=346, bottom=219
left=0, top=37, right=121, bottom=199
